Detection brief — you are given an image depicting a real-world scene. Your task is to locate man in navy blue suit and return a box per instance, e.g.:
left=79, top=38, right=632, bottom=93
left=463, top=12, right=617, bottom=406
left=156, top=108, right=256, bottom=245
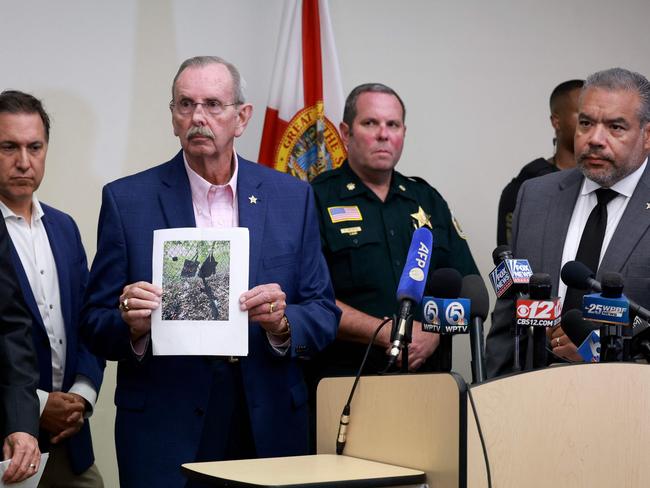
left=82, top=56, right=340, bottom=488
left=0, top=90, right=104, bottom=487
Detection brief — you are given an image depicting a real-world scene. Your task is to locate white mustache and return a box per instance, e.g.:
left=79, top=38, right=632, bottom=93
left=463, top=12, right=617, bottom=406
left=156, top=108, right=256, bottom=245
left=187, top=126, right=215, bottom=139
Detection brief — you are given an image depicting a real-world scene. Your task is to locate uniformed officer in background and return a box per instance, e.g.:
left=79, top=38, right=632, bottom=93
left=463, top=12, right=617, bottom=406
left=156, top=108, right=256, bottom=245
left=310, top=83, right=478, bottom=377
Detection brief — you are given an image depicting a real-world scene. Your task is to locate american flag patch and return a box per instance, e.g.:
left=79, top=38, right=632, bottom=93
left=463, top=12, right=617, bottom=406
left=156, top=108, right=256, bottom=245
left=327, top=206, right=363, bottom=223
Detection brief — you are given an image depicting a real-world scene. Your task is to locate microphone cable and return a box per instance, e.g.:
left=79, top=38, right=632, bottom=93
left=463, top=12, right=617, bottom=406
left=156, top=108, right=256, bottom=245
left=336, top=317, right=392, bottom=455
left=467, top=386, right=492, bottom=488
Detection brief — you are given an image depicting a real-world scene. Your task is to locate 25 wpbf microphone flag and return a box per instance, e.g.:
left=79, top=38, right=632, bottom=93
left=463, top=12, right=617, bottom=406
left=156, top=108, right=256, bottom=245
left=258, top=0, right=346, bottom=181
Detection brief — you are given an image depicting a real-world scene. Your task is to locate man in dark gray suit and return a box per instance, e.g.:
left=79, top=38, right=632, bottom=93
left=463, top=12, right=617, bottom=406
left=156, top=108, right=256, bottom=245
left=487, top=67, right=650, bottom=378
left=0, top=217, right=41, bottom=483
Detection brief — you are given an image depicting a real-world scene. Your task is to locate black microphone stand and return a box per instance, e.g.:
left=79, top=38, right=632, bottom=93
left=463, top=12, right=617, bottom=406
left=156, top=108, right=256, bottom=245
left=512, top=322, right=523, bottom=372
left=528, top=275, right=551, bottom=370
left=437, top=332, right=452, bottom=373
left=469, top=316, right=486, bottom=382
left=600, top=325, right=625, bottom=362
left=599, top=276, right=627, bottom=362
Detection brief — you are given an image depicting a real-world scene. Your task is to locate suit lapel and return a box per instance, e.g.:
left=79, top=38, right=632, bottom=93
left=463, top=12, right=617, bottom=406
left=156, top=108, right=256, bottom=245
left=237, top=158, right=267, bottom=287
left=158, top=151, right=196, bottom=228
left=41, top=210, right=72, bottom=338
left=600, top=164, right=650, bottom=274
left=541, top=170, right=583, bottom=291
left=8, top=238, right=45, bottom=331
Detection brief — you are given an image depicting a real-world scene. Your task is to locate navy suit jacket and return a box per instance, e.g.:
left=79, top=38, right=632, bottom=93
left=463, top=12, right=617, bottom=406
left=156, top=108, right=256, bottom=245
left=0, top=217, right=39, bottom=440
left=8, top=203, right=104, bottom=474
left=82, top=152, right=339, bottom=488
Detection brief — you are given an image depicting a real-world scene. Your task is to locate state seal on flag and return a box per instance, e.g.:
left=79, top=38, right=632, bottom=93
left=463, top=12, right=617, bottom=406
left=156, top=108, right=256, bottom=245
left=275, top=101, right=346, bottom=181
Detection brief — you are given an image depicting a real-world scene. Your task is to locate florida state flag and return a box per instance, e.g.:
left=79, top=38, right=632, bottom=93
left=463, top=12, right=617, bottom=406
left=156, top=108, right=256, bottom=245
left=258, top=0, right=346, bottom=181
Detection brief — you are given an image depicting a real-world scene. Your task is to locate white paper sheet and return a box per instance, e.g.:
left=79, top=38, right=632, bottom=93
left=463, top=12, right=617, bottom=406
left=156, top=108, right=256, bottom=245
left=0, top=453, right=49, bottom=488
left=151, top=227, right=249, bottom=356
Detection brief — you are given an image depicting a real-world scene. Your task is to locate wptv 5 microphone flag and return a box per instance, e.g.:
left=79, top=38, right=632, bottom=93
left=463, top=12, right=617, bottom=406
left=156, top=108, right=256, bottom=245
left=258, top=0, right=346, bottom=181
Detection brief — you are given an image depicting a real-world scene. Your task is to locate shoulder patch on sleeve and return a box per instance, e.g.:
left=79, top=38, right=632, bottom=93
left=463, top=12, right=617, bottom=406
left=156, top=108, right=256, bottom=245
left=451, top=211, right=467, bottom=240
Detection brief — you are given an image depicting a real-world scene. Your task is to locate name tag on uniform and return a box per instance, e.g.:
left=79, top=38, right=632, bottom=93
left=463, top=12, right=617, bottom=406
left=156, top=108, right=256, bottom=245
left=340, top=226, right=362, bottom=236
left=328, top=206, right=363, bottom=223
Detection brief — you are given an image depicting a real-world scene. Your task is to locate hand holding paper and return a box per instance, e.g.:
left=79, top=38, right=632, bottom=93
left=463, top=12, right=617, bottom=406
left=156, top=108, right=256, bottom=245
left=0, top=453, right=48, bottom=487
left=119, top=281, right=162, bottom=341
left=1, top=433, right=40, bottom=484
left=239, top=283, right=288, bottom=335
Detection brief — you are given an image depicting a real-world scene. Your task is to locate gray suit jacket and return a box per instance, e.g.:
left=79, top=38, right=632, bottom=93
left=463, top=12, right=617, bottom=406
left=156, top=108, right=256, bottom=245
left=0, top=218, right=39, bottom=439
left=486, top=165, right=650, bottom=378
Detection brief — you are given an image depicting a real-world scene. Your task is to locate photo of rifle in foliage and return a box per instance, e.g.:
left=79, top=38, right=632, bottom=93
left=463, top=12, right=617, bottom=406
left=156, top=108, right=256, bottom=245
left=162, top=240, right=231, bottom=321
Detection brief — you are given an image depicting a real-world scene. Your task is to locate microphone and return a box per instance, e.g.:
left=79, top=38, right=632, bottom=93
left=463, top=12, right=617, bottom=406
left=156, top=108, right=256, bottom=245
left=520, top=273, right=562, bottom=369
left=489, top=245, right=533, bottom=372
left=421, top=268, right=467, bottom=333
left=492, top=244, right=513, bottom=265
left=564, top=304, right=650, bottom=363
left=561, top=260, right=602, bottom=293
left=488, top=245, right=533, bottom=299
left=515, top=274, right=562, bottom=328
left=561, top=261, right=650, bottom=322
left=430, top=267, right=464, bottom=299
left=562, top=309, right=600, bottom=362
left=421, top=268, right=464, bottom=372
left=387, top=227, right=434, bottom=368
left=581, top=272, right=630, bottom=362
left=582, top=272, right=630, bottom=326
left=460, top=274, right=489, bottom=383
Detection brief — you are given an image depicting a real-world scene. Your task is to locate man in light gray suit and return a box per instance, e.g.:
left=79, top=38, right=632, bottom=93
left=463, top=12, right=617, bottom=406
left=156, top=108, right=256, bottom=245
left=487, top=67, right=650, bottom=378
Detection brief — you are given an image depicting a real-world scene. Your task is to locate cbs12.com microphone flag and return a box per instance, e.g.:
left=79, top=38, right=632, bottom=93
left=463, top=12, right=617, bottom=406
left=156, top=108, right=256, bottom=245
left=258, top=0, right=346, bottom=181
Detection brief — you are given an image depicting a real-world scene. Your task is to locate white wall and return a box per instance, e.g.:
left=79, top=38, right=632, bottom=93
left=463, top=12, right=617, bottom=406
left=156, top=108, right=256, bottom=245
left=3, top=0, right=650, bottom=485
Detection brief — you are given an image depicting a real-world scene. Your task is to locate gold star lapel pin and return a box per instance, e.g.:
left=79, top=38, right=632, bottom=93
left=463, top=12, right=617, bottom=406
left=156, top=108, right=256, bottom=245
left=410, top=206, right=432, bottom=229
left=249, top=195, right=258, bottom=204
left=646, top=202, right=650, bottom=210
left=346, top=182, right=356, bottom=191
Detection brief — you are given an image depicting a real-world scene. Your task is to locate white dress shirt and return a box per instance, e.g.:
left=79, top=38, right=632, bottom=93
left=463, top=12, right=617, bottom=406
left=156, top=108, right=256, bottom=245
left=185, top=153, right=239, bottom=229
left=558, top=159, right=647, bottom=303
left=0, top=196, right=97, bottom=416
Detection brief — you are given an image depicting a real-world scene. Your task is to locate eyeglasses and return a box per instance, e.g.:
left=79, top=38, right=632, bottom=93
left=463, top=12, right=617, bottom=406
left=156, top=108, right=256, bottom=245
left=169, top=98, right=239, bottom=116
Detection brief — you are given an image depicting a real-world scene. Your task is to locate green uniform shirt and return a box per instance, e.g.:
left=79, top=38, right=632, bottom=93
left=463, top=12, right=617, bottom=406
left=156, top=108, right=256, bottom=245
left=310, top=161, right=479, bottom=374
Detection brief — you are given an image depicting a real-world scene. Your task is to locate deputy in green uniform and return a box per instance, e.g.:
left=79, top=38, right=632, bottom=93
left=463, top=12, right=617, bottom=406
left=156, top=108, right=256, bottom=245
left=310, top=83, right=478, bottom=375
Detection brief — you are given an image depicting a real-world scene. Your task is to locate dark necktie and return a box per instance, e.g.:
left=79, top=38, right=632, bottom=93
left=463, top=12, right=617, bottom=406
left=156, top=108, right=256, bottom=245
left=562, top=188, right=619, bottom=313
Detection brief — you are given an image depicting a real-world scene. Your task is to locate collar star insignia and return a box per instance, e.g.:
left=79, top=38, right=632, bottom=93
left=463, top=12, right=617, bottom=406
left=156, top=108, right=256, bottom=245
left=346, top=182, right=356, bottom=191
left=249, top=195, right=258, bottom=204
left=647, top=202, right=650, bottom=210
left=410, top=206, right=432, bottom=229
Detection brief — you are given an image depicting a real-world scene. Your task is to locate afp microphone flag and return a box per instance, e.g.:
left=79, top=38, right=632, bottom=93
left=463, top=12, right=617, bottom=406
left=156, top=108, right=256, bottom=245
left=258, top=0, right=346, bottom=181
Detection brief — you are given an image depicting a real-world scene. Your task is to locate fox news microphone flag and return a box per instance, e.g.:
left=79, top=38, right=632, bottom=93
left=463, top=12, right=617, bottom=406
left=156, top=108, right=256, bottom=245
left=258, top=0, right=346, bottom=181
